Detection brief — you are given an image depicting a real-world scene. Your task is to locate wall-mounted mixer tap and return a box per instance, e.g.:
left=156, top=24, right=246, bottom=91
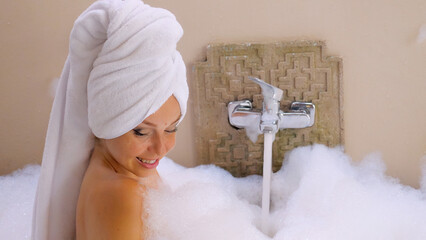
left=228, top=77, right=316, bottom=234
left=228, top=77, right=315, bottom=137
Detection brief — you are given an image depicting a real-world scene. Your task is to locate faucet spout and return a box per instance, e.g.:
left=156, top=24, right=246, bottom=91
left=248, top=77, right=283, bottom=115
left=248, top=77, right=283, bottom=102
left=248, top=77, right=283, bottom=133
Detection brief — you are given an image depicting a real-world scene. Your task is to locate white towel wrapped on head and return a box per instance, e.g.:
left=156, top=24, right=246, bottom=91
left=32, top=0, right=188, bottom=239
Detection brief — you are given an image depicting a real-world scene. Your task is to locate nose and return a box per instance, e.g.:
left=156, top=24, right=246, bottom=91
left=149, top=132, right=168, bottom=157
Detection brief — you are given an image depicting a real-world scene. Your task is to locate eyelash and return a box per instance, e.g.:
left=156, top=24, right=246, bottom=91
left=133, top=130, right=146, bottom=136
left=166, top=128, right=178, bottom=133
left=133, top=128, right=178, bottom=136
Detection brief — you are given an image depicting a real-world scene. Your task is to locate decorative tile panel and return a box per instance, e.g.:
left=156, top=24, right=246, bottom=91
left=193, top=41, right=343, bottom=177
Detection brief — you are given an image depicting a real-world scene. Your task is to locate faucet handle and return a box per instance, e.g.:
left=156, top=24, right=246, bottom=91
left=248, top=77, right=283, bottom=102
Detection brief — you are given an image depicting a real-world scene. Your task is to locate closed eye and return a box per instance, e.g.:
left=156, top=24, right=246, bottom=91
left=133, top=129, right=148, bottom=136
left=165, top=128, right=178, bottom=133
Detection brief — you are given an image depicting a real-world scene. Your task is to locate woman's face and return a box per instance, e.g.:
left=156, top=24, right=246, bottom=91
left=102, top=95, right=181, bottom=178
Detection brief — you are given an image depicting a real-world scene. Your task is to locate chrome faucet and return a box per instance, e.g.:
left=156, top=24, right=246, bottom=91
left=228, top=77, right=315, bottom=234
left=228, top=77, right=315, bottom=136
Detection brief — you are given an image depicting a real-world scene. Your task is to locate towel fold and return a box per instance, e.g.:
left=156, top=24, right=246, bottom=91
left=32, top=0, right=188, bottom=239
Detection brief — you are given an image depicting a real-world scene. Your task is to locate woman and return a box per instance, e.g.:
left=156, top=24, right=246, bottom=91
left=76, top=95, right=181, bottom=239
left=32, top=0, right=188, bottom=239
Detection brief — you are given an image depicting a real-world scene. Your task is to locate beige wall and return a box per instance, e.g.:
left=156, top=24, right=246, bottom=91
left=1, top=0, right=425, bottom=187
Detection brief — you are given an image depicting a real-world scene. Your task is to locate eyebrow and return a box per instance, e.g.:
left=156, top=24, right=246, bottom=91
left=139, top=115, right=181, bottom=127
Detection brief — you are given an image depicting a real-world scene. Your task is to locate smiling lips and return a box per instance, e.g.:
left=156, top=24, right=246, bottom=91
left=136, top=157, right=156, bottom=164
left=136, top=157, right=159, bottom=169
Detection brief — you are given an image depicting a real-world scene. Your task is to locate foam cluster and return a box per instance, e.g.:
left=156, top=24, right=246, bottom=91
left=0, top=164, right=40, bottom=239
left=1, top=145, right=426, bottom=239
left=146, top=144, right=426, bottom=240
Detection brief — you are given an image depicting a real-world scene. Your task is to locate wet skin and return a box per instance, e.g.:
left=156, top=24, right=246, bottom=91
left=76, top=95, right=181, bottom=240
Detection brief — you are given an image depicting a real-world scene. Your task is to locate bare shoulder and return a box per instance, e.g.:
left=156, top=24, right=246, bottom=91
left=86, top=177, right=147, bottom=240
left=97, top=176, right=145, bottom=200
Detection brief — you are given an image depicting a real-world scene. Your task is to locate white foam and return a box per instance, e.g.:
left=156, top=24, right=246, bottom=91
left=244, top=117, right=262, bottom=143
left=269, top=145, right=426, bottom=239
left=147, top=145, right=426, bottom=240
left=0, top=164, right=40, bottom=240
left=1, top=145, right=426, bottom=240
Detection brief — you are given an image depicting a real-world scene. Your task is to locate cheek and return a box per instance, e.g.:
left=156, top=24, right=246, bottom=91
left=165, top=135, right=176, bottom=152
left=131, top=141, right=148, bottom=155
left=107, top=137, right=142, bottom=159
left=125, top=138, right=151, bottom=156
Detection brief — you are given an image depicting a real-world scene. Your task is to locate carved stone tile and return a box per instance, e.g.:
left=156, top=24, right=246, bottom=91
left=193, top=41, right=343, bottom=177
